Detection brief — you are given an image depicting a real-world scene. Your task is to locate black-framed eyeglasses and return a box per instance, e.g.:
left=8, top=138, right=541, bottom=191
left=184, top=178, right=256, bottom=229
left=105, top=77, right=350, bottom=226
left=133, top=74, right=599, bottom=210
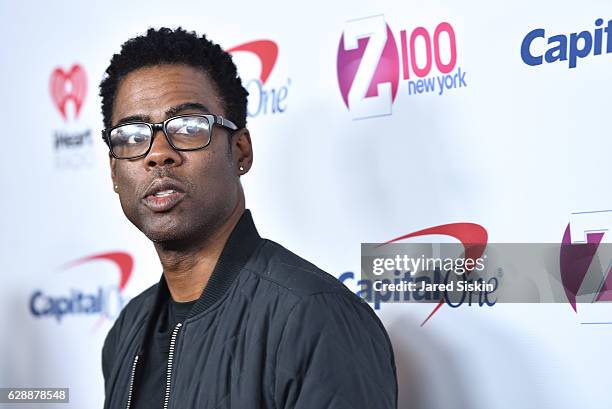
left=101, top=114, right=238, bottom=160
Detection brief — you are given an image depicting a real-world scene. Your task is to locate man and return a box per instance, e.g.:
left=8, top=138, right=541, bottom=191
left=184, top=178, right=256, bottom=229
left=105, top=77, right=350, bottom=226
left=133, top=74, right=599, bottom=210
left=99, top=27, right=397, bottom=409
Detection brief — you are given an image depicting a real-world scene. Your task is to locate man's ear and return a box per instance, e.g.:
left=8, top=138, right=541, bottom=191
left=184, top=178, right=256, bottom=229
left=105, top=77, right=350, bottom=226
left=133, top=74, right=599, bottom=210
left=109, top=154, right=119, bottom=193
left=231, top=128, right=253, bottom=175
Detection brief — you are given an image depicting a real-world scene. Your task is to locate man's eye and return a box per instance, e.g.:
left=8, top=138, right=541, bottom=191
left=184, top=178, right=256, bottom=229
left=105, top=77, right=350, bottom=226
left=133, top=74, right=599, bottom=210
left=112, top=125, right=149, bottom=146
left=174, top=124, right=200, bottom=135
left=127, top=133, right=147, bottom=144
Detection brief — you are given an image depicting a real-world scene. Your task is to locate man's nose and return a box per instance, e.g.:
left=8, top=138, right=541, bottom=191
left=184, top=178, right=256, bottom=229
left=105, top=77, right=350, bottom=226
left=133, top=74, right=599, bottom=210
left=144, top=128, right=182, bottom=169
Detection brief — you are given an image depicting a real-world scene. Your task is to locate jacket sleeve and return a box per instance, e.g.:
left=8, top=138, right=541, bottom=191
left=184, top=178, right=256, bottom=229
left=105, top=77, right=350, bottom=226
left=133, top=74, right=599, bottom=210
left=101, top=308, right=125, bottom=396
left=274, top=292, right=397, bottom=409
left=101, top=321, right=117, bottom=390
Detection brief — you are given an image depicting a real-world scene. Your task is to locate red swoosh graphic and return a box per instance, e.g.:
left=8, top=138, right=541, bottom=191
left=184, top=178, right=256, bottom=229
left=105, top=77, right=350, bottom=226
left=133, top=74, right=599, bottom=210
left=383, top=223, right=488, bottom=326
left=227, top=40, right=278, bottom=84
left=61, top=251, right=133, bottom=291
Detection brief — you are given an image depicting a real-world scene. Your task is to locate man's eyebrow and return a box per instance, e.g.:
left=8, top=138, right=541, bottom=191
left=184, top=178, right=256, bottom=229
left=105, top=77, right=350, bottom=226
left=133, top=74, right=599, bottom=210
left=113, top=103, right=211, bottom=127
left=165, top=102, right=210, bottom=118
left=115, top=114, right=151, bottom=126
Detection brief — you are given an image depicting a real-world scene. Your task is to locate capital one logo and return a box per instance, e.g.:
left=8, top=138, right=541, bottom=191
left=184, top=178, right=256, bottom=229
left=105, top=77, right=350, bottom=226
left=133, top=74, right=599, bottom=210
left=30, top=251, right=133, bottom=329
left=228, top=40, right=278, bottom=84
left=337, top=15, right=465, bottom=120
left=227, top=40, right=290, bottom=117
left=342, top=222, right=488, bottom=325
left=49, top=64, right=87, bottom=121
left=560, top=210, right=612, bottom=311
left=521, top=18, right=612, bottom=69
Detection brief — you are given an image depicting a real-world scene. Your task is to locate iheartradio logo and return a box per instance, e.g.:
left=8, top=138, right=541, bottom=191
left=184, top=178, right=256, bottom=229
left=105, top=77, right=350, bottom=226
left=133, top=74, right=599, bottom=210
left=49, top=64, right=87, bottom=121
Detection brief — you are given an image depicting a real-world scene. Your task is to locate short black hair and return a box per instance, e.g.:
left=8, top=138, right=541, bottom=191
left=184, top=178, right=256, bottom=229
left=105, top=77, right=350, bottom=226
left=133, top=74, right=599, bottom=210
left=99, top=27, right=248, bottom=130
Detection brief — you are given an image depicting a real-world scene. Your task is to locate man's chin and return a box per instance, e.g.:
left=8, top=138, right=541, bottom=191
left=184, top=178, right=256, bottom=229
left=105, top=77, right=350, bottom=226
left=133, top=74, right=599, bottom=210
left=146, top=230, right=184, bottom=244
left=139, top=220, right=189, bottom=244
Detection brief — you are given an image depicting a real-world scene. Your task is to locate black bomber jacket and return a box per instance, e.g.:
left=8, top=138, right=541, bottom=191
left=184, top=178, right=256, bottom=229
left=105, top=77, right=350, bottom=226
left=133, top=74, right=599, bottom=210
left=102, top=209, right=398, bottom=409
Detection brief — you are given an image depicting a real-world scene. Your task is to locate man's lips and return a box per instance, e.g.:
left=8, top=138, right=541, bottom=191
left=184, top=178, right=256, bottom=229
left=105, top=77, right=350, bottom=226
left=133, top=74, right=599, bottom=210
left=141, top=178, right=186, bottom=213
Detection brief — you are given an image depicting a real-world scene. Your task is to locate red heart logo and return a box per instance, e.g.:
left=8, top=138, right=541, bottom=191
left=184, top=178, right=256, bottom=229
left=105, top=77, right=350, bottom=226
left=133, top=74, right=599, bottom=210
left=49, top=64, right=87, bottom=121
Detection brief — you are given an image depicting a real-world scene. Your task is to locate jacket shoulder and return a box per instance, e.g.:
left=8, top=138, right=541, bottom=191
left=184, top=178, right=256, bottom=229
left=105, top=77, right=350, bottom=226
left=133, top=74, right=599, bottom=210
left=101, top=281, right=158, bottom=388
left=103, top=282, right=157, bottom=351
left=249, top=239, right=357, bottom=300
left=116, top=282, right=158, bottom=325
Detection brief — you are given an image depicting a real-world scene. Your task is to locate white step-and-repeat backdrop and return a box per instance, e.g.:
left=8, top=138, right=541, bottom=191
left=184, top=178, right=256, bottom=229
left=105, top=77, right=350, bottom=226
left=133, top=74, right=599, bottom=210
left=1, top=0, right=611, bottom=408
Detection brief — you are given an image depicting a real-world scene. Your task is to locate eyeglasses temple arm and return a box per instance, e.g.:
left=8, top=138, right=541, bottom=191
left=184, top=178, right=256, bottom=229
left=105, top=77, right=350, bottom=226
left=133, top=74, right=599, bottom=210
left=216, top=116, right=238, bottom=130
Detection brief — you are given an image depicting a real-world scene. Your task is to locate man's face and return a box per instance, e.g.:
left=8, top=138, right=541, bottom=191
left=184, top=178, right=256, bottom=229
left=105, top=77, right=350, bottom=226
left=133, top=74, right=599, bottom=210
left=109, top=64, right=246, bottom=244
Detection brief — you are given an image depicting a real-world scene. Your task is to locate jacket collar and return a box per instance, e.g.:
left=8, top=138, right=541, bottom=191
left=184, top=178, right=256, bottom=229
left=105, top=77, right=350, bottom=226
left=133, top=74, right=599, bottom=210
left=138, top=209, right=262, bottom=353
left=188, top=208, right=262, bottom=316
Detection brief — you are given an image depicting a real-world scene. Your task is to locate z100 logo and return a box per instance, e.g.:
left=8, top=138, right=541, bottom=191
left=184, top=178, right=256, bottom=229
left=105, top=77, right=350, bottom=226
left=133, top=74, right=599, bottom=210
left=560, top=210, right=612, bottom=311
left=30, top=252, right=133, bottom=331
left=337, top=15, right=467, bottom=120
left=521, top=18, right=612, bottom=69
left=227, top=40, right=290, bottom=118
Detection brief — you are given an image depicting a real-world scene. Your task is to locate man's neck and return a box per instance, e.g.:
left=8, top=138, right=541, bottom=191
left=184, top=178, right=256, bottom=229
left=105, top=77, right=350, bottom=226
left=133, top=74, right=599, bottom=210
left=154, top=204, right=245, bottom=302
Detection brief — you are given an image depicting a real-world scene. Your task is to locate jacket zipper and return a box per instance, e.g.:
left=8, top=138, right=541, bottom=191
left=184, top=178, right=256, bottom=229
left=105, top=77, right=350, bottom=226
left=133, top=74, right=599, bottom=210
left=163, top=322, right=183, bottom=409
left=125, top=354, right=139, bottom=409
left=124, top=322, right=183, bottom=409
